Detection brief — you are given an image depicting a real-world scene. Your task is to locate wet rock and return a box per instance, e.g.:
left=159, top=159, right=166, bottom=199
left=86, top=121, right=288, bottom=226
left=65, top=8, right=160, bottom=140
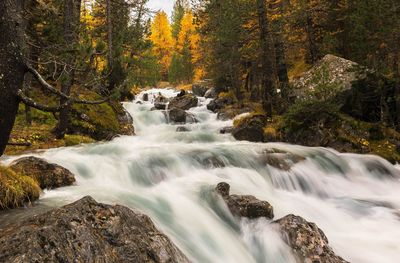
left=274, top=214, right=349, bottom=263
left=206, top=97, right=234, bottom=113
left=10, top=156, right=75, bottom=190
left=142, top=93, right=149, bottom=101
left=0, top=196, right=189, bottom=263
left=154, top=94, right=169, bottom=110
left=114, top=104, right=135, bottom=136
left=215, top=182, right=274, bottom=220
left=176, top=126, right=190, bottom=132
left=220, top=126, right=234, bottom=134
left=192, top=83, right=209, bottom=97
left=260, top=149, right=306, bottom=171
left=168, top=108, right=187, bottom=123
left=232, top=115, right=267, bottom=142
left=136, top=101, right=143, bottom=104
left=169, top=94, right=198, bottom=110
left=177, top=89, right=186, bottom=97
left=205, top=87, right=218, bottom=99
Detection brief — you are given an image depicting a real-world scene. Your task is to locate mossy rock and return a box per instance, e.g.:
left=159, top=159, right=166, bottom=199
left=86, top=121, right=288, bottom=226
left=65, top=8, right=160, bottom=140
left=70, top=90, right=134, bottom=140
left=0, top=166, right=41, bottom=210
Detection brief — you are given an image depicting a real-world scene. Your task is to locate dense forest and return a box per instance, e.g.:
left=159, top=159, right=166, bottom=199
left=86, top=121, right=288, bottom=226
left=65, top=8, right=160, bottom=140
left=1, top=1, right=400, bottom=262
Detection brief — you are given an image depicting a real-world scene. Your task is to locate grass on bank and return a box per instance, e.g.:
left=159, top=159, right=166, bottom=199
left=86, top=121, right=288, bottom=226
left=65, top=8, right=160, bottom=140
left=0, top=166, right=41, bottom=210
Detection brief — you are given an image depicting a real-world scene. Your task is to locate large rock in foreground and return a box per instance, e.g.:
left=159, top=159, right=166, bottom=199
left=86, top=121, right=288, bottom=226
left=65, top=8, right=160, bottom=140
left=0, top=196, right=189, bottom=263
left=274, top=214, right=349, bottom=263
left=169, top=94, right=198, bottom=110
left=215, top=182, right=274, bottom=219
left=10, top=156, right=75, bottom=189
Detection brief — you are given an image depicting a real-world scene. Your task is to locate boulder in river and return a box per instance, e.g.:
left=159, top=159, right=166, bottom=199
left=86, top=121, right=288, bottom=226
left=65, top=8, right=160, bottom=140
left=192, top=83, right=209, bottom=97
left=177, top=89, right=186, bottom=97
left=205, top=87, right=218, bottom=99
left=215, top=182, right=274, bottom=220
left=206, top=96, right=234, bottom=113
left=154, top=94, right=169, bottom=110
left=168, top=107, right=187, bottom=123
left=232, top=115, right=267, bottom=142
left=142, top=93, right=149, bottom=101
left=0, top=196, right=189, bottom=263
left=169, top=94, right=198, bottom=110
left=10, top=156, right=75, bottom=190
left=274, top=214, right=349, bottom=263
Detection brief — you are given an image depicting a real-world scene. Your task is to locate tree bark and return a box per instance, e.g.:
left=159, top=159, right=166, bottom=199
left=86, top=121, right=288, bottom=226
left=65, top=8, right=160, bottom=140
left=0, top=0, right=27, bottom=155
left=257, top=0, right=277, bottom=117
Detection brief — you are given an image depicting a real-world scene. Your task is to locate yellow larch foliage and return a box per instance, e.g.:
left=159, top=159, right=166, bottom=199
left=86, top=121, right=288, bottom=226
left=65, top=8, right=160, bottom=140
left=149, top=11, right=175, bottom=76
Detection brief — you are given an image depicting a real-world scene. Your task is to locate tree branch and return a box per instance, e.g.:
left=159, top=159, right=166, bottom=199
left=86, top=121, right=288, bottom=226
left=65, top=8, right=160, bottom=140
left=7, top=141, right=32, bottom=147
left=25, top=63, right=110, bottom=105
left=17, top=89, right=70, bottom=112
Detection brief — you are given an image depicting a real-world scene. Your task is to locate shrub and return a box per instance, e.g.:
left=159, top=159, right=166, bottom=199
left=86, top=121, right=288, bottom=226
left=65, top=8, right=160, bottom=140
left=283, top=100, right=340, bottom=140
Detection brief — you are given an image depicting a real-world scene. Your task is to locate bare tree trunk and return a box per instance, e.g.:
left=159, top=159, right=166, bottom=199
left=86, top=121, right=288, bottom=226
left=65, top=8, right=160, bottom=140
left=0, top=0, right=27, bottom=155
left=55, top=0, right=82, bottom=138
left=305, top=4, right=319, bottom=64
left=257, top=0, right=277, bottom=117
left=106, top=0, right=114, bottom=78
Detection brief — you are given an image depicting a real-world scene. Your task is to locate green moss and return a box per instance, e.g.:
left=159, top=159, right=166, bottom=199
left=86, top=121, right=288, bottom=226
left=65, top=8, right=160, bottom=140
left=70, top=90, right=121, bottom=139
left=0, top=166, right=41, bottom=210
left=64, top=135, right=95, bottom=146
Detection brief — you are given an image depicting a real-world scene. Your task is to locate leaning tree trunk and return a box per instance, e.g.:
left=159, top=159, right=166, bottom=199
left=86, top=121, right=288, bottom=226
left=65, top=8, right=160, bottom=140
left=55, top=0, right=82, bottom=138
left=257, top=0, right=277, bottom=117
left=0, top=0, right=27, bottom=155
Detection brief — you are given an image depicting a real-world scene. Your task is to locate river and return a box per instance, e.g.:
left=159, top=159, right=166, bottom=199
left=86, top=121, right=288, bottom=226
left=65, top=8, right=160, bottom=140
left=2, top=88, right=400, bottom=262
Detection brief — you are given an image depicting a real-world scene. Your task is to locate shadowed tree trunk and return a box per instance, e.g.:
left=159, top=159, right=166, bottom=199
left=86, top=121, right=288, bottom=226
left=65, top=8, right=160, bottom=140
left=305, top=1, right=319, bottom=64
left=55, top=0, right=82, bottom=138
left=257, top=0, right=277, bottom=117
left=273, top=0, right=289, bottom=102
left=0, top=0, right=27, bottom=155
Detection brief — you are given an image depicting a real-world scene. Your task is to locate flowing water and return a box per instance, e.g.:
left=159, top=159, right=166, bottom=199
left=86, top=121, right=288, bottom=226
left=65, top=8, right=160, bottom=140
left=2, top=88, right=400, bottom=262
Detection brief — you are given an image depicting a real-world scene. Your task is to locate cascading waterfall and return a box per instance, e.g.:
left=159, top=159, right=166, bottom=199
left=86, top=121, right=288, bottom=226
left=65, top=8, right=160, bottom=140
left=1, top=88, right=400, bottom=263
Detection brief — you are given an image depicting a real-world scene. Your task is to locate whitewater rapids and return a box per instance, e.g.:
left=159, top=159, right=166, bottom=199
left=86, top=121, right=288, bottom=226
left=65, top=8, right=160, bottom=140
left=2, top=88, right=400, bottom=263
